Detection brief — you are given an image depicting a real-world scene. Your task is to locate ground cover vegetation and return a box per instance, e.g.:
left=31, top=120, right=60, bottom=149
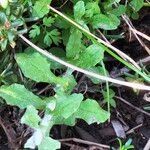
left=0, top=0, right=150, bottom=149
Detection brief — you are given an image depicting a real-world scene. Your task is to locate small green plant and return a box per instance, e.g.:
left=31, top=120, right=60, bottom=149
left=0, top=0, right=149, bottom=149
left=118, top=138, right=134, bottom=150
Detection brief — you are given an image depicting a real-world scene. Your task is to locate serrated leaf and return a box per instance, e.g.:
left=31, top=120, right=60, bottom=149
left=0, top=84, right=45, bottom=109
left=50, top=29, right=61, bottom=45
left=16, top=48, right=77, bottom=92
left=43, top=17, right=55, bottom=27
left=21, top=105, right=41, bottom=129
left=15, top=50, right=57, bottom=84
left=32, top=0, right=52, bottom=18
left=38, top=137, right=60, bottom=150
left=130, top=0, right=144, bottom=12
left=85, top=2, right=100, bottom=18
left=44, top=29, right=61, bottom=46
left=92, top=14, right=120, bottom=30
left=66, top=28, right=82, bottom=58
left=44, top=33, right=52, bottom=46
left=74, top=44, right=104, bottom=68
left=29, top=25, right=40, bottom=38
left=74, top=0, right=85, bottom=20
left=53, top=93, right=83, bottom=119
left=75, top=99, right=110, bottom=124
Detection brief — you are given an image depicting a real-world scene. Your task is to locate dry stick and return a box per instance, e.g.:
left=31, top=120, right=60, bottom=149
left=144, top=139, right=150, bottom=150
left=115, top=96, right=150, bottom=117
left=48, top=6, right=141, bottom=70
left=19, top=35, right=150, bottom=91
left=131, top=28, right=150, bottom=42
left=122, top=15, right=150, bottom=55
left=59, top=138, right=110, bottom=149
left=126, top=124, right=143, bottom=135
left=111, top=56, right=150, bottom=78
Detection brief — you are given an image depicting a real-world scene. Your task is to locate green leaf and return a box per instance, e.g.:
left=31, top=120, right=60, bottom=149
left=43, top=17, right=55, bottom=27
left=44, top=33, right=52, bottom=46
left=74, top=0, right=85, bottom=20
left=61, top=74, right=77, bottom=94
left=66, top=28, right=82, bottom=58
left=0, top=12, right=7, bottom=25
left=50, top=29, right=61, bottom=45
left=85, top=2, right=100, bottom=18
left=109, top=5, right=126, bottom=16
left=74, top=44, right=104, bottom=68
left=102, top=89, right=116, bottom=108
left=75, top=99, right=110, bottom=124
left=0, top=0, right=8, bottom=9
left=24, top=129, right=43, bottom=149
left=44, top=29, right=61, bottom=46
left=15, top=49, right=57, bottom=84
left=92, top=14, right=120, bottom=30
left=29, top=25, right=40, bottom=38
left=32, top=0, right=52, bottom=18
left=21, top=105, right=41, bottom=129
left=87, top=66, right=108, bottom=84
left=0, top=84, right=45, bottom=109
left=38, top=137, right=60, bottom=150
left=0, top=39, right=7, bottom=51
left=130, top=0, right=144, bottom=12
left=60, top=99, right=110, bottom=125
left=53, top=93, right=83, bottom=119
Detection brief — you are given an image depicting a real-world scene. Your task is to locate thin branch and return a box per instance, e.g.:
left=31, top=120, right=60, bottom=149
left=115, top=96, right=150, bottom=117
left=144, top=139, right=150, bottom=150
left=130, top=28, right=150, bottom=42
left=19, top=35, right=150, bottom=91
left=48, top=5, right=141, bottom=70
left=122, top=15, right=150, bottom=55
left=58, top=138, right=110, bottom=149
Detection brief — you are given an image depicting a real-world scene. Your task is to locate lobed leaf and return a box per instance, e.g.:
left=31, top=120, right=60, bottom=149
left=16, top=50, right=57, bottom=84
left=32, top=0, right=52, bottom=18
left=29, top=25, right=40, bottom=38
left=21, top=105, right=41, bottom=129
left=74, top=99, right=110, bottom=124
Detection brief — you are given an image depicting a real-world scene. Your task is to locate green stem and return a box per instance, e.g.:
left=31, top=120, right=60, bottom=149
left=101, top=61, right=110, bottom=115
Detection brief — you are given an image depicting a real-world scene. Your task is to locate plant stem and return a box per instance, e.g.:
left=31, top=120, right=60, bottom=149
left=48, top=6, right=150, bottom=82
left=101, top=61, right=110, bottom=115
left=144, top=2, right=150, bottom=7
left=19, top=34, right=150, bottom=91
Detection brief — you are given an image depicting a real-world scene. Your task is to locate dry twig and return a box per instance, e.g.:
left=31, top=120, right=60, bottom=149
left=59, top=138, right=110, bottom=149
left=19, top=35, right=150, bottom=91
left=115, top=96, right=150, bottom=117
